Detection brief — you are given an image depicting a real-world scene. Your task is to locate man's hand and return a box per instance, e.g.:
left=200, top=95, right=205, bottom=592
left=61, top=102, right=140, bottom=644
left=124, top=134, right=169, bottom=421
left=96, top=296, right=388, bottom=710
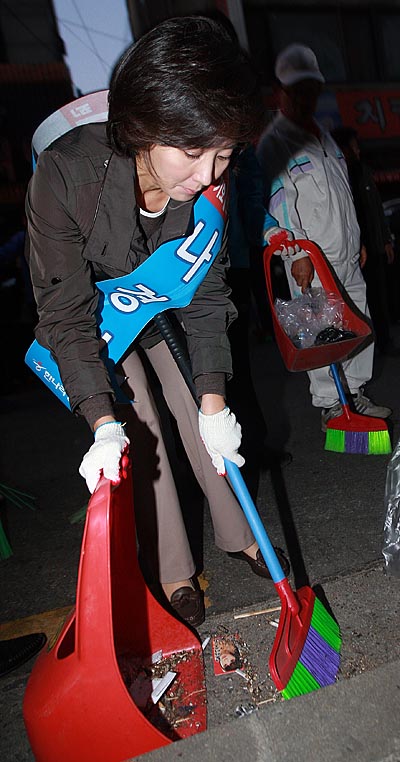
left=359, top=245, right=367, bottom=269
left=291, top=256, right=314, bottom=293
left=264, top=225, right=309, bottom=261
left=385, top=242, right=395, bottom=265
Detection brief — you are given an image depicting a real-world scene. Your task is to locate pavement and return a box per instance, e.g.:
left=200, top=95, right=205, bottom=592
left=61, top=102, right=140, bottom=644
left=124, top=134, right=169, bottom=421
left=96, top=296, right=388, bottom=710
left=1, top=323, right=400, bottom=761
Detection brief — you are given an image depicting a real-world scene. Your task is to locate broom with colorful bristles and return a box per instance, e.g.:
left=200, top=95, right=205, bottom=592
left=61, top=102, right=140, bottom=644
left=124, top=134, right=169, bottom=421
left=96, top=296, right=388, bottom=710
left=225, top=459, right=341, bottom=699
left=325, top=363, right=391, bottom=455
left=154, top=311, right=341, bottom=699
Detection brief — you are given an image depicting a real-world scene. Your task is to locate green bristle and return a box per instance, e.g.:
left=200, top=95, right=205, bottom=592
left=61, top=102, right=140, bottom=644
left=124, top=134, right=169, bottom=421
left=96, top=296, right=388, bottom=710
left=311, top=596, right=342, bottom=652
left=325, top=428, right=345, bottom=452
left=281, top=598, right=342, bottom=699
left=368, top=430, right=392, bottom=455
left=282, top=661, right=320, bottom=699
left=0, top=519, right=13, bottom=560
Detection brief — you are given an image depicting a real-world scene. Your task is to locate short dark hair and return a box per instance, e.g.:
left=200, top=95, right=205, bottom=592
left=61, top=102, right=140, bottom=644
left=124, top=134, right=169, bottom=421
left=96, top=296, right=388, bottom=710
left=107, top=16, right=263, bottom=157
left=331, top=125, right=358, bottom=150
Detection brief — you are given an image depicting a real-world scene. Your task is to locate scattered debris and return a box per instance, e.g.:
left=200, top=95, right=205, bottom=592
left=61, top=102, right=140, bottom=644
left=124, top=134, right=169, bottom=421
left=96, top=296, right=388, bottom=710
left=235, top=702, right=258, bottom=717
left=233, top=605, right=281, bottom=620
left=117, top=648, right=206, bottom=738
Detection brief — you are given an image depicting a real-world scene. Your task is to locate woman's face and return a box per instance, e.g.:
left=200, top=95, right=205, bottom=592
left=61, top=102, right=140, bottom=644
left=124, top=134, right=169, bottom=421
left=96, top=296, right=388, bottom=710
left=144, top=144, right=234, bottom=201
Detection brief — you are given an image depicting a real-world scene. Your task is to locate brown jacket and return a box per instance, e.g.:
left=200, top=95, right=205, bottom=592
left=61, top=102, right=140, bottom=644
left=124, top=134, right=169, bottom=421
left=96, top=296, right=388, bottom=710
left=25, top=123, right=236, bottom=412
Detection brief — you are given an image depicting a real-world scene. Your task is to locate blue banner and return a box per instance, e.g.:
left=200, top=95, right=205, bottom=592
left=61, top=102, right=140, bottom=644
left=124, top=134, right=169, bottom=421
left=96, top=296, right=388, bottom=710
left=25, top=181, right=227, bottom=409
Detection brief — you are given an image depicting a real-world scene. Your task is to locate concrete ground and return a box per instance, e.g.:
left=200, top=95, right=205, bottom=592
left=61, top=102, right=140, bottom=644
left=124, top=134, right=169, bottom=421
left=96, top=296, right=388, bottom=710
left=1, top=323, right=400, bottom=761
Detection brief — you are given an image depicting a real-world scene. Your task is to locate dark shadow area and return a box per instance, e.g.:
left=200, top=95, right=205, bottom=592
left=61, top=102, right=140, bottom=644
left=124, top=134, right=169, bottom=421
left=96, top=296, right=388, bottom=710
left=269, top=465, right=310, bottom=589
left=312, top=582, right=340, bottom=624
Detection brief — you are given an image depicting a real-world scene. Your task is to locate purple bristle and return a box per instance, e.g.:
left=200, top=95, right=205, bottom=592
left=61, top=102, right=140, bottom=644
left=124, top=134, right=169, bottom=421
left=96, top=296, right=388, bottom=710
left=345, top=430, right=369, bottom=454
left=299, top=626, right=340, bottom=686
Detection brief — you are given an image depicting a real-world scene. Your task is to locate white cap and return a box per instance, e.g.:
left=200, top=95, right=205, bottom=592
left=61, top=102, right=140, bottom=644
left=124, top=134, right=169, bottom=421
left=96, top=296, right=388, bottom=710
left=275, top=43, right=325, bottom=87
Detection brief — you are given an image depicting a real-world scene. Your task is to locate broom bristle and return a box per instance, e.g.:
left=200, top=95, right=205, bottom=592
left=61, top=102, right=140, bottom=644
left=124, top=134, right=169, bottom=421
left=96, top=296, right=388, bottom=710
left=325, top=428, right=345, bottom=452
left=368, top=429, right=392, bottom=455
left=282, top=597, right=341, bottom=699
left=325, top=413, right=391, bottom=455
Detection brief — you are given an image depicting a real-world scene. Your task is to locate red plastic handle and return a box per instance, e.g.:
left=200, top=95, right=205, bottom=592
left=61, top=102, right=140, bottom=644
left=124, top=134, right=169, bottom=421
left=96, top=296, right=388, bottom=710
left=268, top=229, right=291, bottom=249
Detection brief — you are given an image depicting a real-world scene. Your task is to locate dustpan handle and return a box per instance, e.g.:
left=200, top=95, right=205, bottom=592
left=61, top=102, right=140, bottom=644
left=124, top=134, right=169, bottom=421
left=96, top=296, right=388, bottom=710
left=224, top=459, right=286, bottom=584
left=264, top=235, right=343, bottom=296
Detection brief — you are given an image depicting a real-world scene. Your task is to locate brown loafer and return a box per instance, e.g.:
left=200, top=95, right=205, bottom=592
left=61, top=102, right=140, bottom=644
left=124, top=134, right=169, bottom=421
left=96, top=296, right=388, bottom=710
left=228, top=547, right=290, bottom=579
left=170, top=586, right=205, bottom=627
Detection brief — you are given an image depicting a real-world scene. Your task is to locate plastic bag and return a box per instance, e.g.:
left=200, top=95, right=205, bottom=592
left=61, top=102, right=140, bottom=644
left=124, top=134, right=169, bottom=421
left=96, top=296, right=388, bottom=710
left=382, top=436, right=400, bottom=577
left=275, top=287, right=346, bottom=348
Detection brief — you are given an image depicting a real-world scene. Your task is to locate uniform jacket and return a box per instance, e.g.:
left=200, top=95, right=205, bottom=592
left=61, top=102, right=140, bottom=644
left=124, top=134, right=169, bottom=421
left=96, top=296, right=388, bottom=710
left=25, top=123, right=236, bottom=412
left=257, top=113, right=361, bottom=266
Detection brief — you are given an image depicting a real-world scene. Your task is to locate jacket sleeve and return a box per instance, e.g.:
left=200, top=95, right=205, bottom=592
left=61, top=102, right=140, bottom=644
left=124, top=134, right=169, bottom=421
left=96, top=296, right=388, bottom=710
left=25, top=150, right=114, bottom=412
left=256, top=134, right=309, bottom=242
left=178, top=224, right=237, bottom=382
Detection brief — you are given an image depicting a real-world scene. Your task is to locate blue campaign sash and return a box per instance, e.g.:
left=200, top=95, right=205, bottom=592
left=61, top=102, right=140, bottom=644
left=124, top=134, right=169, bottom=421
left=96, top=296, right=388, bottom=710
left=25, top=180, right=228, bottom=409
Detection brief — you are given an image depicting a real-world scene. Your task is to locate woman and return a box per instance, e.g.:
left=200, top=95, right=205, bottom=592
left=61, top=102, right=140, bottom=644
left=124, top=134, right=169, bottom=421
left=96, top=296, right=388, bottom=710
left=25, top=16, right=289, bottom=627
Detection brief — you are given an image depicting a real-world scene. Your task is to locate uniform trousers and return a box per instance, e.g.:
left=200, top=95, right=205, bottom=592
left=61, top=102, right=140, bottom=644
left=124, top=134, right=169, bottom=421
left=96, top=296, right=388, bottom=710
left=284, top=254, right=374, bottom=408
left=118, top=339, right=254, bottom=583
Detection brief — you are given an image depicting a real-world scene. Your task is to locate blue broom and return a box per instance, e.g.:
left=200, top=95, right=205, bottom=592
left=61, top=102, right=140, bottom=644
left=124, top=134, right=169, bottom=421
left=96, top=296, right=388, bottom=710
left=154, top=312, right=341, bottom=698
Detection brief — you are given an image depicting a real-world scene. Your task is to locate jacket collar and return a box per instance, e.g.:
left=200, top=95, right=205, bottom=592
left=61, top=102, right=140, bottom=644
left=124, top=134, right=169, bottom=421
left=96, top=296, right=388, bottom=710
left=85, top=150, right=195, bottom=266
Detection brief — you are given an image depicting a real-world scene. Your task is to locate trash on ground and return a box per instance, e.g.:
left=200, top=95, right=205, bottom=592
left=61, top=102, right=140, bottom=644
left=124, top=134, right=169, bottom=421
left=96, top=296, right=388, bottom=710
left=212, top=633, right=244, bottom=676
left=118, top=648, right=205, bottom=736
left=233, top=604, right=281, bottom=620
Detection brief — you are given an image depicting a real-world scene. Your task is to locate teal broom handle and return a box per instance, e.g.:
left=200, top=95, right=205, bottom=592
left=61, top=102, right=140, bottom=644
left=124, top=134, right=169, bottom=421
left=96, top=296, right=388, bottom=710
left=224, top=459, right=286, bottom=584
left=154, top=311, right=287, bottom=585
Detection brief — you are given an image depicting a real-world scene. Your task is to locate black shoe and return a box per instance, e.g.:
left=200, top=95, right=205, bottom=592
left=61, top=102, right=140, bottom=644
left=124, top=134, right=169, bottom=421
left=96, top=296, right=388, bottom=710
left=228, top=547, right=290, bottom=579
left=0, top=632, right=47, bottom=677
left=170, top=587, right=205, bottom=627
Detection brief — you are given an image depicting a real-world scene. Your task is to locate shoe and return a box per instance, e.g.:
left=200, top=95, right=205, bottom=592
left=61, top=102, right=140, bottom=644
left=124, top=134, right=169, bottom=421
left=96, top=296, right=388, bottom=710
left=321, top=402, right=343, bottom=433
left=352, top=388, right=392, bottom=419
left=170, top=587, right=205, bottom=627
left=0, top=632, right=47, bottom=677
left=228, top=547, right=290, bottom=579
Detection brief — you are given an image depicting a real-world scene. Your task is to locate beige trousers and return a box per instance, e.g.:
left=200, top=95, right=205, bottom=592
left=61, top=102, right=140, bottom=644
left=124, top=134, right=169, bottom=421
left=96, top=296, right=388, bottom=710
left=119, top=339, right=254, bottom=583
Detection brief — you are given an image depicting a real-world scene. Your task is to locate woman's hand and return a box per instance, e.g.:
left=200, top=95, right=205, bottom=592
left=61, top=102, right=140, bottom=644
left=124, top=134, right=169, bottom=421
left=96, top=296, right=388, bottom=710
left=79, top=421, right=130, bottom=493
left=198, top=406, right=245, bottom=476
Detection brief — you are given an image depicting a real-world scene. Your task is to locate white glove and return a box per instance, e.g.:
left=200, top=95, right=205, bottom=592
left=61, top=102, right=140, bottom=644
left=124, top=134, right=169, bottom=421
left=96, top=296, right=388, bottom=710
left=198, top=407, right=245, bottom=476
left=264, top=225, right=309, bottom=262
left=79, top=422, right=130, bottom=494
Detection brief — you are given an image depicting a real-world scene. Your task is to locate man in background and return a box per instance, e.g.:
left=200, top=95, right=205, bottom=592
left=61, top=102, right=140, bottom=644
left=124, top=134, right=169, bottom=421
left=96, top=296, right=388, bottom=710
left=257, top=43, right=391, bottom=432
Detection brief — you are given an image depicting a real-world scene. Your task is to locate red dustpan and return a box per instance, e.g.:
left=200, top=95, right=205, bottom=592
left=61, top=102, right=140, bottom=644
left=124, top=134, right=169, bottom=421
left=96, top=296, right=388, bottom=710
left=23, top=458, right=206, bottom=761
left=263, top=236, right=373, bottom=372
